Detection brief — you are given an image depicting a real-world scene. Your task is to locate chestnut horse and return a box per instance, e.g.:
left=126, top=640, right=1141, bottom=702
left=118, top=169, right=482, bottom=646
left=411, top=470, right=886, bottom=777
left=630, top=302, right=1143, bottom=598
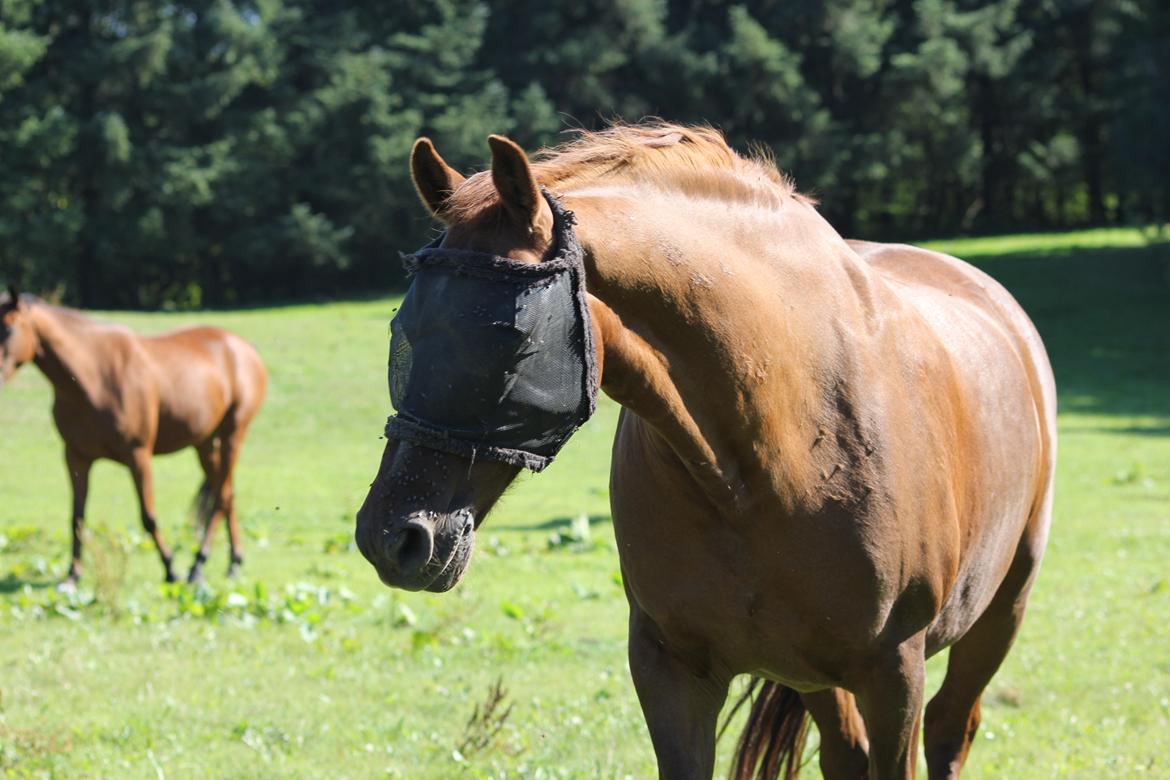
left=355, top=124, right=1055, bottom=779
left=0, top=287, right=267, bottom=586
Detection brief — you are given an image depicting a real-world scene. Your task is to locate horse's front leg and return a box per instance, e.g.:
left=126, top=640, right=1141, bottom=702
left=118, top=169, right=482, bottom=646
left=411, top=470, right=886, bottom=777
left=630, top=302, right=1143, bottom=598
left=628, top=604, right=730, bottom=779
left=129, top=448, right=177, bottom=583
left=853, top=633, right=927, bottom=779
left=59, top=447, right=92, bottom=590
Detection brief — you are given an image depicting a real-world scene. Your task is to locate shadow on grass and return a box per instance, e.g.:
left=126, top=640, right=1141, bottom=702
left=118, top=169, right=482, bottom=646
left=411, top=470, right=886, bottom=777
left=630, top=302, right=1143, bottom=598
left=1091, top=424, right=1170, bottom=437
left=493, top=514, right=613, bottom=532
left=0, top=572, right=54, bottom=594
left=965, top=241, right=1170, bottom=429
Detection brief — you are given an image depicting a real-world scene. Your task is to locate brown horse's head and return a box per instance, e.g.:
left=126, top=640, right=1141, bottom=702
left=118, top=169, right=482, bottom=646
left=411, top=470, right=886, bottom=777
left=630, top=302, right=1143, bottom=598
left=0, top=284, right=36, bottom=388
left=356, top=136, right=584, bottom=593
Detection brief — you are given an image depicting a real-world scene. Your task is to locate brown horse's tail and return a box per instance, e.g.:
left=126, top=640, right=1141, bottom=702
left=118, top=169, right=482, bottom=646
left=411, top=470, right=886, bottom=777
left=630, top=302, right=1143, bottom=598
left=727, top=678, right=810, bottom=780
left=190, top=480, right=216, bottom=530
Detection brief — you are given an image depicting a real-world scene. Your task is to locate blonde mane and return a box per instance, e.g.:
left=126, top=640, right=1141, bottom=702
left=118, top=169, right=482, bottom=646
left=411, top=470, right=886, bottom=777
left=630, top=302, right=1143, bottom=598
left=445, top=122, right=808, bottom=219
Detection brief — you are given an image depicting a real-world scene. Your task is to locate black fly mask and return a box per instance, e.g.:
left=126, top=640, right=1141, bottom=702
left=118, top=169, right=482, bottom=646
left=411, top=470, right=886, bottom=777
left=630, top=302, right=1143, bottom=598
left=385, top=191, right=599, bottom=472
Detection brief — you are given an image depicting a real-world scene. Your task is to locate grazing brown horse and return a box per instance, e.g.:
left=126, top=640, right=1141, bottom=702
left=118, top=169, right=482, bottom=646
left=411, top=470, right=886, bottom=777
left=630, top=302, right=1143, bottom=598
left=0, top=286, right=267, bottom=586
left=355, top=123, right=1055, bottom=779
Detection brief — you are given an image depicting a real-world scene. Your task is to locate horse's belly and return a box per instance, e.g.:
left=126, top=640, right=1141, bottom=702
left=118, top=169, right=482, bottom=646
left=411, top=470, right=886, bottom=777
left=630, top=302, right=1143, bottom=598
left=154, top=396, right=225, bottom=452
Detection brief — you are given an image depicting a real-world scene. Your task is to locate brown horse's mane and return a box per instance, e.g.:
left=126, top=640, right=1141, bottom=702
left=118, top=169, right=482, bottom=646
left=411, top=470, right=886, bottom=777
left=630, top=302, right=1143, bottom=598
left=21, top=296, right=87, bottom=324
left=42, top=301, right=102, bottom=329
left=445, top=122, right=810, bottom=220
left=15, top=296, right=127, bottom=336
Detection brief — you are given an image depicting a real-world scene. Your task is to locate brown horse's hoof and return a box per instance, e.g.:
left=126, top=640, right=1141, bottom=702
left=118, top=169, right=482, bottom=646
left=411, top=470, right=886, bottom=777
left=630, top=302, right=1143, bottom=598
left=56, top=577, right=78, bottom=593
left=186, top=568, right=204, bottom=585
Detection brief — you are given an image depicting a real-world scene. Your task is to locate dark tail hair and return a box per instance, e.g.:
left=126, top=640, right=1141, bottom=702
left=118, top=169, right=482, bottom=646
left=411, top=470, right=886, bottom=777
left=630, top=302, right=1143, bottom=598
left=726, top=679, right=810, bottom=780
left=190, top=480, right=216, bottom=531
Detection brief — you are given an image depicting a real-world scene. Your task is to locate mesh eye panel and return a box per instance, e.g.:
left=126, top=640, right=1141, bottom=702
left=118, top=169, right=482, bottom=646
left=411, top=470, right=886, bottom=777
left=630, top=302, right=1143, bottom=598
left=384, top=190, right=598, bottom=471
left=388, top=316, right=412, bottom=412
left=509, top=280, right=587, bottom=420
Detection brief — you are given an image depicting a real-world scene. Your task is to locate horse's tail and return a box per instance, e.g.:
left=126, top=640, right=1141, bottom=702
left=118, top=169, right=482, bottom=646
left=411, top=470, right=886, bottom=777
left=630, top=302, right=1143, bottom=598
left=728, top=678, right=810, bottom=780
left=190, top=480, right=216, bottom=530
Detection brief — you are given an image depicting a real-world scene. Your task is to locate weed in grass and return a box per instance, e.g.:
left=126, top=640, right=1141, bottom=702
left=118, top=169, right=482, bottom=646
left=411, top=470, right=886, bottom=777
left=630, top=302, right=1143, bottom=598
left=394, top=602, right=417, bottom=627
left=1111, top=462, right=1155, bottom=488
left=486, top=535, right=510, bottom=557
left=6, top=583, right=96, bottom=621
left=456, top=677, right=514, bottom=760
left=0, top=725, right=73, bottom=769
left=571, top=582, right=601, bottom=600
left=0, top=525, right=45, bottom=554
left=232, top=722, right=296, bottom=760
left=157, top=580, right=360, bottom=638
left=322, top=532, right=356, bottom=554
left=87, top=526, right=131, bottom=614
left=546, top=513, right=609, bottom=552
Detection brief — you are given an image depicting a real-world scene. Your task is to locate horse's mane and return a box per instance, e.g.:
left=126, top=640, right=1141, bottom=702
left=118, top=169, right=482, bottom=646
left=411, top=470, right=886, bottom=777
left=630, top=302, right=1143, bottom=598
left=446, top=122, right=810, bottom=219
left=43, top=301, right=95, bottom=327
left=10, top=295, right=103, bottom=330
left=1, top=291, right=43, bottom=311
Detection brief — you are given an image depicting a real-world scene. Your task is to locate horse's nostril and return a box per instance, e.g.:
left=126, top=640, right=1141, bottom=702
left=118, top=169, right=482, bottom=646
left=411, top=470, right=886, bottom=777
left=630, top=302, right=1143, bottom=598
left=389, top=520, right=434, bottom=574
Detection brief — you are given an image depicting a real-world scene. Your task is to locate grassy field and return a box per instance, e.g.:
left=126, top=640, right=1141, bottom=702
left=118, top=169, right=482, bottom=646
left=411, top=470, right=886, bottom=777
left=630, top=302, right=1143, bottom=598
left=2, top=227, right=1168, bottom=778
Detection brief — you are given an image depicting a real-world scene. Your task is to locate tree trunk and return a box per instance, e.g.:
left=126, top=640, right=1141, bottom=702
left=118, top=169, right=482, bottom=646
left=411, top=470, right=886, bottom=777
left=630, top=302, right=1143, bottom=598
left=1070, top=0, right=1108, bottom=225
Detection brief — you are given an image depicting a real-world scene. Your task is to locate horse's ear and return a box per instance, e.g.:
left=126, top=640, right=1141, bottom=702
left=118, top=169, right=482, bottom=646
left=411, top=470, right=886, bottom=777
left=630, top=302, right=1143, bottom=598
left=488, top=135, right=542, bottom=228
left=5, top=283, right=19, bottom=308
left=411, top=137, right=465, bottom=220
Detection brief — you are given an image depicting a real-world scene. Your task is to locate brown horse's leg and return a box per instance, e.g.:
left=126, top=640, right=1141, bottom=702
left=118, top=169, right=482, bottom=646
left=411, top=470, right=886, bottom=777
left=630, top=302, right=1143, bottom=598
left=129, top=448, right=176, bottom=583
left=221, top=475, right=242, bottom=578
left=188, top=438, right=224, bottom=584
left=803, top=687, right=870, bottom=779
left=628, top=605, right=729, bottom=779
left=923, top=513, right=1049, bottom=779
left=60, top=447, right=93, bottom=589
left=853, top=633, right=927, bottom=780
left=217, top=421, right=252, bottom=578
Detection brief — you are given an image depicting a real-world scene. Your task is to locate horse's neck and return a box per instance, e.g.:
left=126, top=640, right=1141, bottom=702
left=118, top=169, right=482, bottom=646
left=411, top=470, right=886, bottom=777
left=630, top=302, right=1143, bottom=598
left=572, top=191, right=872, bottom=508
left=30, top=304, right=105, bottom=401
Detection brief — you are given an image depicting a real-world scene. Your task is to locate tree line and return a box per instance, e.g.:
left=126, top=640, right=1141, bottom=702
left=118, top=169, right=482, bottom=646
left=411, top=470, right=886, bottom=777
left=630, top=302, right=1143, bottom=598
left=1, top=0, right=1165, bottom=308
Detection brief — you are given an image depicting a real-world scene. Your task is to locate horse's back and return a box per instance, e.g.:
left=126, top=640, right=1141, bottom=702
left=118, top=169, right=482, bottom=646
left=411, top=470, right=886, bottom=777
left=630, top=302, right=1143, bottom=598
left=849, top=239, right=1055, bottom=426
left=140, top=326, right=267, bottom=452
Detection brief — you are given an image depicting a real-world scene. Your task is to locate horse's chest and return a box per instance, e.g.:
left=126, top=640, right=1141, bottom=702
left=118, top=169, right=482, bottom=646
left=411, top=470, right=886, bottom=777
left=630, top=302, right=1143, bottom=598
left=612, top=468, right=885, bottom=685
left=615, top=515, right=867, bottom=686
left=52, top=395, right=147, bottom=459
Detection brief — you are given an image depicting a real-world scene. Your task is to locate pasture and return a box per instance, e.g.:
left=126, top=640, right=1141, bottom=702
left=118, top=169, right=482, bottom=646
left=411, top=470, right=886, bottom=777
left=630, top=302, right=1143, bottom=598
left=2, top=227, right=1168, bottom=778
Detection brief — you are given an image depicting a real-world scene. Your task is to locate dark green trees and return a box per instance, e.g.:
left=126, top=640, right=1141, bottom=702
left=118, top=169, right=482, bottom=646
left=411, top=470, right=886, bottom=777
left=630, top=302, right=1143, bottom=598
left=0, top=0, right=1163, bottom=306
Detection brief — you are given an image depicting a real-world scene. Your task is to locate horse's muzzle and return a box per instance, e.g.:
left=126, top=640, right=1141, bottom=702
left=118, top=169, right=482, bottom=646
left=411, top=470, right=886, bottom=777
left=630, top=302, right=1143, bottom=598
left=355, top=506, right=476, bottom=593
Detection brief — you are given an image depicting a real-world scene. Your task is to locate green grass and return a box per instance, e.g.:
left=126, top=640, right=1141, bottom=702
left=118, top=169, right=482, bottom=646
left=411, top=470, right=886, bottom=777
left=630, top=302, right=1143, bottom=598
left=2, top=227, right=1168, bottom=778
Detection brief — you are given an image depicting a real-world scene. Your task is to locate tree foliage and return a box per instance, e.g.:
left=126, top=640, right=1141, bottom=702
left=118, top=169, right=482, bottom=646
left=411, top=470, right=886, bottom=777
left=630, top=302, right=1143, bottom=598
left=0, top=0, right=1163, bottom=307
